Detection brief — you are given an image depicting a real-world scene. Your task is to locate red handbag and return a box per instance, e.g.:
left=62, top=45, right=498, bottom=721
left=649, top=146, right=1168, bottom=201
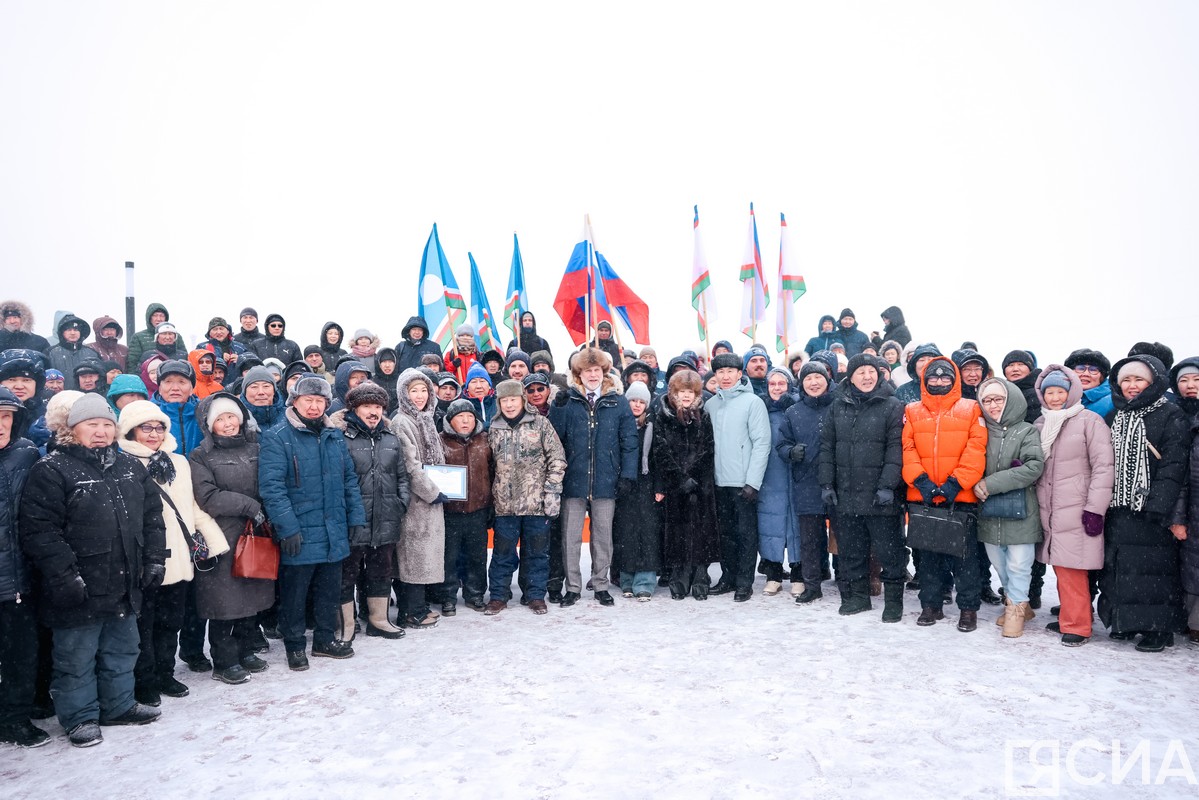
left=232, top=520, right=280, bottom=580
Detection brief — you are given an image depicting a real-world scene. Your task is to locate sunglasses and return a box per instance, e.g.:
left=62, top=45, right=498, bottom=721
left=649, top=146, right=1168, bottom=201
left=526, top=385, right=549, bottom=393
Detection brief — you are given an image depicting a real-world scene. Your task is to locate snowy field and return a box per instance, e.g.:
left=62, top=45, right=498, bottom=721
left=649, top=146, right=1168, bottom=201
left=5, top=558, right=1197, bottom=800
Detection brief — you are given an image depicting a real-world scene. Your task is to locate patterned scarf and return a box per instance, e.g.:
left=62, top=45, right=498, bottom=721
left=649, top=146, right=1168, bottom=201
left=1110, top=396, right=1165, bottom=511
left=350, top=341, right=376, bottom=360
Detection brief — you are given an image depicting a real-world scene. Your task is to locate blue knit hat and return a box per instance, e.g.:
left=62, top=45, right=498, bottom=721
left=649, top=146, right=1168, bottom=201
left=1040, top=370, right=1070, bottom=393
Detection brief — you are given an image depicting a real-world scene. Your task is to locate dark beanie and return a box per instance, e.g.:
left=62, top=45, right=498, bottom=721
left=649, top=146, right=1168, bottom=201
left=240, top=307, right=258, bottom=319
left=303, top=344, right=322, bottom=357
left=710, top=353, right=743, bottom=372
left=1002, top=350, right=1035, bottom=372
left=207, top=316, right=230, bottom=332
left=839, top=308, right=855, bottom=320
left=799, top=362, right=830, bottom=382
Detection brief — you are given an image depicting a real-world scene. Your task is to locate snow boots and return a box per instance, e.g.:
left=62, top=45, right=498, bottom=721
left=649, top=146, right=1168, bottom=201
left=1002, top=599, right=1031, bottom=638
left=365, top=597, right=405, bottom=639
left=838, top=580, right=872, bottom=616
left=339, top=602, right=356, bottom=643
left=881, top=583, right=903, bottom=623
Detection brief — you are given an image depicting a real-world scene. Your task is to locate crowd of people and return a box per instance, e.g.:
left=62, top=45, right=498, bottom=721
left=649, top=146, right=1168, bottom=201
left=0, top=299, right=1196, bottom=751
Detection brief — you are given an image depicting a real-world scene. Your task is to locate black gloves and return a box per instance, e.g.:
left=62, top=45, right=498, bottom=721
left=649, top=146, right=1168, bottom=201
left=788, top=443, right=806, bottom=462
left=141, top=563, right=165, bottom=590
left=51, top=573, right=87, bottom=607
left=821, top=486, right=838, bottom=508
left=680, top=477, right=699, bottom=495
left=280, top=534, right=303, bottom=557
left=618, top=478, right=636, bottom=497
left=936, top=476, right=962, bottom=502
left=451, top=357, right=462, bottom=368
left=913, top=474, right=938, bottom=506
left=874, top=488, right=894, bottom=507
left=739, top=485, right=759, bottom=502
left=431, top=493, right=449, bottom=505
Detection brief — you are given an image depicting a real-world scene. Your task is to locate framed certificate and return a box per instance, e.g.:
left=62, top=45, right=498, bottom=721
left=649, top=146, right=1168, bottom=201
left=423, top=464, right=467, bottom=501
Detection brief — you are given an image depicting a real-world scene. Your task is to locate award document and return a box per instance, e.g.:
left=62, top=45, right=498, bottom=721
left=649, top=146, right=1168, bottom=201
left=423, top=464, right=468, bottom=501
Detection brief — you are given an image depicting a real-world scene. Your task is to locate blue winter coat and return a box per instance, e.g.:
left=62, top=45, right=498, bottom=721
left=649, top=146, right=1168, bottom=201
left=0, top=436, right=39, bottom=601
left=804, top=315, right=838, bottom=356
left=258, top=409, right=366, bottom=566
left=779, top=389, right=834, bottom=515
left=757, top=395, right=799, bottom=562
left=549, top=380, right=638, bottom=500
left=152, top=393, right=202, bottom=458
left=1081, top=382, right=1114, bottom=421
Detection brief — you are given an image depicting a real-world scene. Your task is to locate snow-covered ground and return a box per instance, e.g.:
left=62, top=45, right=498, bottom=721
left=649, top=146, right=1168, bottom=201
left=5, top=559, right=1197, bottom=799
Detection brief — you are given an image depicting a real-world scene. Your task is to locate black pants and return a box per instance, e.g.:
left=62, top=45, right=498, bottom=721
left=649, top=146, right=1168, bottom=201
left=798, top=515, right=829, bottom=586
left=0, top=598, right=39, bottom=723
left=441, top=509, right=489, bottom=604
left=208, top=617, right=260, bottom=671
left=178, top=580, right=206, bottom=660
left=668, top=564, right=711, bottom=597
left=1030, top=558, right=1046, bottom=597
left=835, top=514, right=906, bottom=586
left=715, top=487, right=759, bottom=591
left=341, top=545, right=395, bottom=602
left=135, top=581, right=187, bottom=687
left=521, top=513, right=564, bottom=596
left=977, top=540, right=994, bottom=587
left=395, top=581, right=430, bottom=618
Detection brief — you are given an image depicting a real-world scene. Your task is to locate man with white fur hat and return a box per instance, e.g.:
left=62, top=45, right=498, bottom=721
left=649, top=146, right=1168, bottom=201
left=20, top=393, right=167, bottom=746
left=257, top=374, right=366, bottom=671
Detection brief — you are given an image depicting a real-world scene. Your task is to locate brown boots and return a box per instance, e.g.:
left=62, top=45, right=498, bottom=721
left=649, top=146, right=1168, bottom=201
left=1001, top=598, right=1034, bottom=638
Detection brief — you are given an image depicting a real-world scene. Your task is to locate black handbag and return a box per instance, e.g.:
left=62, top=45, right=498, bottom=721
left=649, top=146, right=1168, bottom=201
left=980, top=488, right=1028, bottom=520
left=906, top=503, right=975, bottom=560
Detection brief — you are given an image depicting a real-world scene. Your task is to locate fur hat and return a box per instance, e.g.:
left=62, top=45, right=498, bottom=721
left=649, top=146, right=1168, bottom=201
left=157, top=359, right=195, bottom=386
left=44, top=390, right=84, bottom=434
left=288, top=374, right=333, bottom=406
left=570, top=347, right=608, bottom=376
left=530, top=350, right=554, bottom=370
left=117, top=399, right=171, bottom=438
left=68, top=393, right=118, bottom=427
left=668, top=369, right=703, bottom=395
left=345, top=381, right=390, bottom=410
left=205, top=396, right=243, bottom=429
left=710, top=353, right=742, bottom=372
left=495, top=379, right=525, bottom=400
left=625, top=382, right=651, bottom=404
left=1064, top=348, right=1111, bottom=379
left=73, top=362, right=101, bottom=377
left=1128, top=341, right=1174, bottom=371
left=1040, top=370, right=1071, bottom=393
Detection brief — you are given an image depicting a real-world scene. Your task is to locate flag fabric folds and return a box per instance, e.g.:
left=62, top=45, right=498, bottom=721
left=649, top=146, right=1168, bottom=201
left=739, top=203, right=770, bottom=341
left=691, top=205, right=716, bottom=342
left=503, top=233, right=527, bottom=339
left=417, top=223, right=468, bottom=351
left=553, top=216, right=651, bottom=346
left=468, top=252, right=502, bottom=353
left=774, top=212, right=807, bottom=353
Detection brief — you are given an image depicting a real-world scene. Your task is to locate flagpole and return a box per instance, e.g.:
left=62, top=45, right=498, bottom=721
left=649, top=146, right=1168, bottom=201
left=700, top=292, right=712, bottom=362
left=782, top=296, right=790, bottom=364
left=751, top=272, right=759, bottom=345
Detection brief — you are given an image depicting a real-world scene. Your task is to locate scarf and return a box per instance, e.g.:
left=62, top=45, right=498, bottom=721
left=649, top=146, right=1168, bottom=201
left=638, top=417, right=653, bottom=476
left=400, top=407, right=445, bottom=465
left=351, top=342, right=376, bottom=360
left=1110, top=396, right=1166, bottom=511
left=1038, top=402, right=1085, bottom=455
left=147, top=450, right=177, bottom=485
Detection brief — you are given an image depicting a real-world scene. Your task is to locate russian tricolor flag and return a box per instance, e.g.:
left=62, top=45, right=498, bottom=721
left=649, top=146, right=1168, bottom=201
left=553, top=216, right=650, bottom=346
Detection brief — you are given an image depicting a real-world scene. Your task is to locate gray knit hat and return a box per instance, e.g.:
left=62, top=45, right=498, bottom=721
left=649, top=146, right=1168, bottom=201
left=625, top=382, right=651, bottom=404
left=67, top=393, right=118, bottom=427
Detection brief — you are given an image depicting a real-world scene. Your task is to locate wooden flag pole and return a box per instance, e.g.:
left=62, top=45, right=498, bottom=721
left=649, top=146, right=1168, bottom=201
left=700, top=292, right=712, bottom=362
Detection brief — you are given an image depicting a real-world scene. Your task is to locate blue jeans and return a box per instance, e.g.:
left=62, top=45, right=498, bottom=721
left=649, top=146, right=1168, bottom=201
left=984, top=543, right=1037, bottom=604
left=278, top=561, right=342, bottom=653
left=51, top=614, right=140, bottom=730
left=490, top=516, right=550, bottom=602
left=619, top=571, right=658, bottom=595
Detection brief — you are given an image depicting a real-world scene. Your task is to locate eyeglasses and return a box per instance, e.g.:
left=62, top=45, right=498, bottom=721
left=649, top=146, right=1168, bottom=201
left=980, top=397, right=1005, bottom=406
left=526, top=385, right=548, bottom=393
left=137, top=423, right=167, bottom=435
left=1073, top=365, right=1101, bottom=374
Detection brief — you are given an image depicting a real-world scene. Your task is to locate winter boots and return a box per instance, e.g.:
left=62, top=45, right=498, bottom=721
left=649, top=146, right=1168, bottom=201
left=339, top=602, right=357, bottom=643
left=365, top=597, right=405, bottom=639
left=916, top=606, right=944, bottom=626
left=1001, top=599, right=1031, bottom=638
left=789, top=564, right=803, bottom=597
left=838, top=580, right=872, bottom=616
left=761, top=560, right=784, bottom=595
left=956, top=610, right=978, bottom=632
left=881, top=583, right=903, bottom=623
left=795, top=585, right=823, bottom=604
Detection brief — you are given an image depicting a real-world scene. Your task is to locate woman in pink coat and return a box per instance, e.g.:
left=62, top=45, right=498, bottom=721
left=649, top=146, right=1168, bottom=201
left=1033, top=366, right=1114, bottom=646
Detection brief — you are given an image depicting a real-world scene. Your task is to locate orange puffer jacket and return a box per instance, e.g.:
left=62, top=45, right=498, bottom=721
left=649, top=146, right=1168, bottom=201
left=901, top=357, right=987, bottom=503
left=188, top=349, right=224, bottom=399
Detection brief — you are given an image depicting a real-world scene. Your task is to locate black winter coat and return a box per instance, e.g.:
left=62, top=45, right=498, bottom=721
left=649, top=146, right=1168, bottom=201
left=870, top=305, right=912, bottom=350
left=1181, top=420, right=1199, bottom=597
left=250, top=315, right=302, bottom=365
left=612, top=419, right=661, bottom=574
left=778, top=389, right=833, bottom=515
left=651, top=399, right=721, bottom=568
left=189, top=394, right=275, bottom=621
left=817, top=380, right=904, bottom=516
left=395, top=316, right=443, bottom=373
left=1011, top=371, right=1043, bottom=424
left=20, top=444, right=166, bottom=628
left=319, top=322, right=348, bottom=374
left=0, top=436, right=39, bottom=601
left=330, top=410, right=410, bottom=548
left=1098, top=357, right=1189, bottom=634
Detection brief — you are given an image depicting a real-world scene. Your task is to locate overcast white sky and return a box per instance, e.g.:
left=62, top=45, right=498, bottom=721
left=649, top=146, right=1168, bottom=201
left=2, top=1, right=1197, bottom=367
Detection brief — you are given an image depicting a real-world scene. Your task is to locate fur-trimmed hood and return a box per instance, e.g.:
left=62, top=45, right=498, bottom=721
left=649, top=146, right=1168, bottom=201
left=196, top=391, right=260, bottom=441
left=0, top=299, right=35, bottom=332
left=394, top=368, right=438, bottom=419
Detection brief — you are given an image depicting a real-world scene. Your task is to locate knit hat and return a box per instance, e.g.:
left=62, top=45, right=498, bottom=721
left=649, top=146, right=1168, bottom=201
left=287, top=374, right=333, bottom=406
left=625, top=382, right=651, bottom=404
left=445, top=398, right=478, bottom=423
left=530, top=350, right=554, bottom=370
left=710, top=353, right=742, bottom=372
left=978, top=380, right=1007, bottom=402
left=639, top=347, right=657, bottom=360
left=1, top=305, right=21, bottom=318
left=768, top=367, right=794, bottom=387
left=116, top=398, right=171, bottom=438
left=352, top=328, right=374, bottom=342
left=345, top=381, right=390, bottom=410
left=1176, top=365, right=1199, bottom=380
left=1064, top=348, right=1111, bottom=379
left=45, top=369, right=64, bottom=381
left=155, top=322, right=178, bottom=336
left=205, top=396, right=243, bottom=429
left=303, top=344, right=322, bottom=357
left=799, top=361, right=830, bottom=382
left=924, top=360, right=956, bottom=382
left=242, top=366, right=277, bottom=388
left=1117, top=360, right=1154, bottom=384
left=1039, top=370, right=1071, bottom=393
left=522, top=373, right=550, bottom=389
left=207, top=316, right=230, bottom=333
left=455, top=323, right=476, bottom=337
left=157, top=359, right=195, bottom=386
left=829, top=341, right=846, bottom=352
left=67, top=393, right=118, bottom=427
left=505, top=349, right=532, bottom=371
left=495, top=379, right=525, bottom=400
left=239, top=307, right=258, bottom=319
left=839, top=308, right=856, bottom=320
left=1002, top=350, right=1035, bottom=372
